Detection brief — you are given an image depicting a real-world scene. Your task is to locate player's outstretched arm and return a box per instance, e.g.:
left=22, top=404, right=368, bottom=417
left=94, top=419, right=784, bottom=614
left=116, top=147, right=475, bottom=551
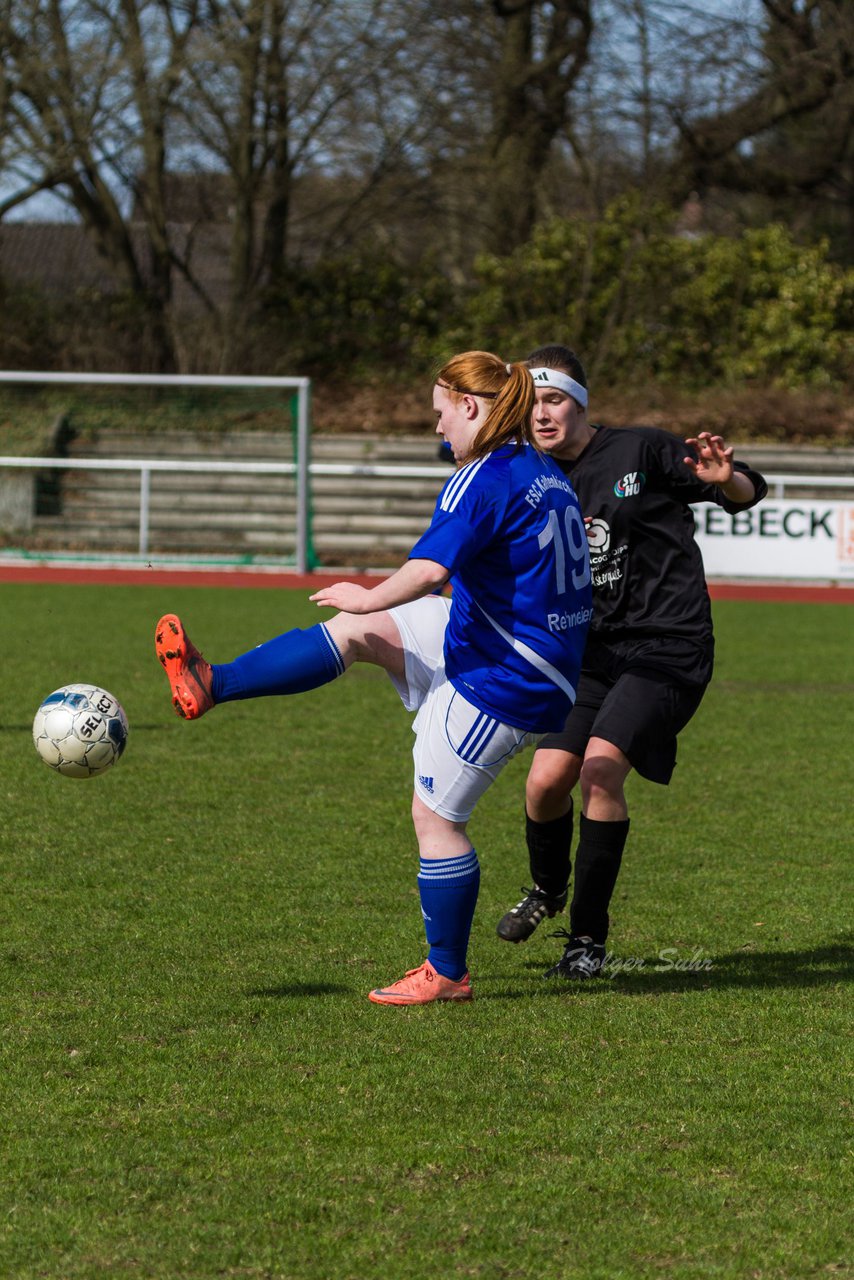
left=684, top=431, right=756, bottom=503
left=310, top=558, right=450, bottom=615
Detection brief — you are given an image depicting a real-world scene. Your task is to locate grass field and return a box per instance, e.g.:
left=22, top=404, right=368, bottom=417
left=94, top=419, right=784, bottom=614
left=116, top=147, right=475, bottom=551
left=1, top=583, right=851, bottom=1280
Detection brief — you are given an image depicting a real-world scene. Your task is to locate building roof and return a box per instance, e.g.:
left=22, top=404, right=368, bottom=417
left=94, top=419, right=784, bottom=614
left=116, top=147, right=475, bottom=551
left=0, top=220, right=232, bottom=309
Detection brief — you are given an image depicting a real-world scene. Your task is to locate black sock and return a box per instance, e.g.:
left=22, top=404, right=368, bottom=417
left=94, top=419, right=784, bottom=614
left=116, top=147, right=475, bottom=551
left=525, top=801, right=574, bottom=899
left=570, top=815, right=630, bottom=944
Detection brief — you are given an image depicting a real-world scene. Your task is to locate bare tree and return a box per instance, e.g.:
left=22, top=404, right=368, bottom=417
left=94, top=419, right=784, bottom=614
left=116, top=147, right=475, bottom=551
left=669, top=1, right=854, bottom=254
left=0, top=0, right=429, bottom=370
left=3, top=0, right=852, bottom=377
left=0, top=0, right=202, bottom=369
left=547, top=0, right=854, bottom=252
left=175, top=0, right=433, bottom=359
left=665, top=1, right=850, bottom=179
left=483, top=0, right=594, bottom=251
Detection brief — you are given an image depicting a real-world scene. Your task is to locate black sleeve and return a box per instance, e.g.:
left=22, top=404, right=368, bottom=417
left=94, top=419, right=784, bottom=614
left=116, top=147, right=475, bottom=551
left=715, top=461, right=767, bottom=514
left=640, top=428, right=767, bottom=513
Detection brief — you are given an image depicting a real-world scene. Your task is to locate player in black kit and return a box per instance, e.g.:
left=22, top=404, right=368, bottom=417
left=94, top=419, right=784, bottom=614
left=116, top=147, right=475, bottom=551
left=496, top=344, right=768, bottom=978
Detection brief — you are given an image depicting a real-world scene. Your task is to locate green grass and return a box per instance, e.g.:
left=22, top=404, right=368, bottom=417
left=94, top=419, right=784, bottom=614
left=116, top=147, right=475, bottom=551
left=1, top=585, right=852, bottom=1280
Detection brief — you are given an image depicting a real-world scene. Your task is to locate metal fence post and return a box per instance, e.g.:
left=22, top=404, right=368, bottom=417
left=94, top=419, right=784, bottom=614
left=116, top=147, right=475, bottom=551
left=295, top=381, right=311, bottom=574
left=139, top=467, right=151, bottom=557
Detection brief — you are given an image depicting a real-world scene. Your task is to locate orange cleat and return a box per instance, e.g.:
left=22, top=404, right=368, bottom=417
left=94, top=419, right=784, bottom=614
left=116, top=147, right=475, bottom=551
left=155, top=614, right=215, bottom=720
left=368, top=960, right=473, bottom=1006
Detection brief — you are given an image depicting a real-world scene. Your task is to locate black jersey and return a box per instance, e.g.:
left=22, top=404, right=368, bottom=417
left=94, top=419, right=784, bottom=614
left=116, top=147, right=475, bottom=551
left=556, top=426, right=767, bottom=645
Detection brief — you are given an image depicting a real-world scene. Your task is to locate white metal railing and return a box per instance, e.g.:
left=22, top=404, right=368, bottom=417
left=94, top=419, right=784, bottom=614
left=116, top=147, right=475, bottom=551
left=0, top=369, right=313, bottom=568
left=0, top=453, right=452, bottom=570
left=763, top=474, right=854, bottom=497
left=0, top=454, right=852, bottom=573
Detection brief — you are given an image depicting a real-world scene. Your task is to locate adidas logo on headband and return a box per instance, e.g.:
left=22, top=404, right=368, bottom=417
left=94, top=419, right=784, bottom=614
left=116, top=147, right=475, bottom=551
left=529, top=367, right=589, bottom=408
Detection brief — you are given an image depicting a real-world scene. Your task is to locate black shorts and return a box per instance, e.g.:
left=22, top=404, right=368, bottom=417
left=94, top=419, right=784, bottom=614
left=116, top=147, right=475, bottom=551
left=539, top=635, right=713, bottom=785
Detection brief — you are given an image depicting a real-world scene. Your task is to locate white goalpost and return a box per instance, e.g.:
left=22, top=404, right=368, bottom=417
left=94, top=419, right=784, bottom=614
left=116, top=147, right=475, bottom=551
left=0, top=371, right=314, bottom=572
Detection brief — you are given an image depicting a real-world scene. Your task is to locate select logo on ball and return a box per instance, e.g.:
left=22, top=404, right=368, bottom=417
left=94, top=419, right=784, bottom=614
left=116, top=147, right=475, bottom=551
left=33, top=683, right=128, bottom=779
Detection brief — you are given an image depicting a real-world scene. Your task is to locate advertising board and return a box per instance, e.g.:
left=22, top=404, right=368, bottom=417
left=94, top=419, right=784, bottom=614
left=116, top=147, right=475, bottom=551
left=694, top=499, right=854, bottom=580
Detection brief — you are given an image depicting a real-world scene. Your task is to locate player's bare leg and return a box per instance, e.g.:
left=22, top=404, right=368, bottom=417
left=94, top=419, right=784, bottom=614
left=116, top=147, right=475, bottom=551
left=322, top=610, right=406, bottom=682
left=578, top=738, right=631, bottom=821
left=527, top=747, right=583, bottom=823
left=410, top=793, right=472, bottom=859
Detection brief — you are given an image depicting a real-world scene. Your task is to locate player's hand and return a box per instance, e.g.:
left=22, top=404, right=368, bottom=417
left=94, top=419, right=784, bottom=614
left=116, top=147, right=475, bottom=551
left=309, top=582, right=374, bottom=613
left=683, top=432, right=734, bottom=485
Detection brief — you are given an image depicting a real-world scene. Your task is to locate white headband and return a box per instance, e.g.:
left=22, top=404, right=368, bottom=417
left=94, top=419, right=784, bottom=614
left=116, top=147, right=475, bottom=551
left=528, top=367, right=588, bottom=408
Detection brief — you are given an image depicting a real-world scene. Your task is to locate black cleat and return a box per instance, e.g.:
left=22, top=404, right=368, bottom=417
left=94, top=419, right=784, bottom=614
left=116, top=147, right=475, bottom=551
left=544, top=931, right=606, bottom=980
left=496, top=886, right=568, bottom=943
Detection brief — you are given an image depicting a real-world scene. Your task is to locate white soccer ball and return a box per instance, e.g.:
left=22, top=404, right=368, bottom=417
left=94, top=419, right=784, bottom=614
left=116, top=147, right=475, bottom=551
left=33, top=684, right=129, bottom=779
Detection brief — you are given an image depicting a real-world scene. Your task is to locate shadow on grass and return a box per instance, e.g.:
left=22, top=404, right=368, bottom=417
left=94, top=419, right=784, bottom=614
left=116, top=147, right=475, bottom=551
left=244, top=942, right=853, bottom=1001
left=503, top=937, right=854, bottom=997
left=247, top=982, right=349, bottom=998
left=1, top=722, right=168, bottom=732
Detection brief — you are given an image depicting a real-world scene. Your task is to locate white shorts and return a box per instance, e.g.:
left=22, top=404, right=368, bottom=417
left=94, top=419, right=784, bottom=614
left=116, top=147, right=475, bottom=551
left=388, top=596, right=539, bottom=822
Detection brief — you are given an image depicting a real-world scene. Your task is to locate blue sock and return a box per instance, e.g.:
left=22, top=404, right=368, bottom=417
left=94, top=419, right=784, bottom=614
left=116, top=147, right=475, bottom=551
left=417, top=850, right=480, bottom=982
left=211, top=623, right=345, bottom=703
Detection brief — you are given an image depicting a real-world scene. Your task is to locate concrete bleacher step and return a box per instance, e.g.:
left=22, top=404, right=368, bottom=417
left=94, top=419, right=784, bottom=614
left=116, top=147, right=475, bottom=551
left=59, top=473, right=442, bottom=507
left=73, top=429, right=443, bottom=464
left=24, top=429, right=450, bottom=563
left=28, top=515, right=296, bottom=551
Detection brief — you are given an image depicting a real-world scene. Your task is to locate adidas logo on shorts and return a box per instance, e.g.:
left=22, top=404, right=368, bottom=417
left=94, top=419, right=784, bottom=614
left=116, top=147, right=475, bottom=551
left=418, top=775, right=435, bottom=794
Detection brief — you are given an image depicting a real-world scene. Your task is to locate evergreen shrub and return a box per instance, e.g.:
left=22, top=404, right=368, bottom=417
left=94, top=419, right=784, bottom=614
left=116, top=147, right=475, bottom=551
left=447, top=198, right=854, bottom=390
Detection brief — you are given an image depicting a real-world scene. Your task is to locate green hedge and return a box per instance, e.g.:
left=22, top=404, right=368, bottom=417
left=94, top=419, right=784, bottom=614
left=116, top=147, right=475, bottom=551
left=3, top=201, right=852, bottom=391
left=443, top=197, right=854, bottom=389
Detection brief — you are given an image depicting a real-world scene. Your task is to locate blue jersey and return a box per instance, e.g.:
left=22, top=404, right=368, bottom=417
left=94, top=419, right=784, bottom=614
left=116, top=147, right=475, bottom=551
left=410, top=443, right=592, bottom=733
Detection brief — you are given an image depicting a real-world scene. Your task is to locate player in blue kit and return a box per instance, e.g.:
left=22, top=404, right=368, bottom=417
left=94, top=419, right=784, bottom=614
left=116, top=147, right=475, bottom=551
left=156, top=350, right=592, bottom=1005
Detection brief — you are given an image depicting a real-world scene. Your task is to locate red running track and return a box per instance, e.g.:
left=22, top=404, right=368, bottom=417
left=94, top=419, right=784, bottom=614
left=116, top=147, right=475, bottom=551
left=0, top=562, right=852, bottom=603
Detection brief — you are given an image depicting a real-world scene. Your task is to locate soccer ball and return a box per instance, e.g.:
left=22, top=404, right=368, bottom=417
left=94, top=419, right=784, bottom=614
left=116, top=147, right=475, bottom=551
left=33, top=684, right=128, bottom=779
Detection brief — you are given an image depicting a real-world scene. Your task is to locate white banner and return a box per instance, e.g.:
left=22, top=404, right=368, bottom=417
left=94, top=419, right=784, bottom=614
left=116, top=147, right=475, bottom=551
left=693, top=499, right=854, bottom=581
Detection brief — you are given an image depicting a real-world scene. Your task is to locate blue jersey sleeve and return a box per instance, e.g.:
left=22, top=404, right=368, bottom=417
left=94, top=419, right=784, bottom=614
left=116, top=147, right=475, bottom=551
left=409, top=457, right=507, bottom=573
